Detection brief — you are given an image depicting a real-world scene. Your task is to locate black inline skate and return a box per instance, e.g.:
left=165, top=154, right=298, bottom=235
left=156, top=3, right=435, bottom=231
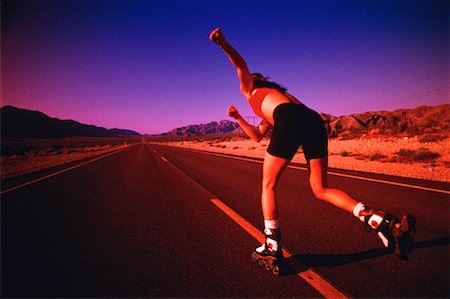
left=359, top=208, right=416, bottom=260
left=251, top=228, right=286, bottom=275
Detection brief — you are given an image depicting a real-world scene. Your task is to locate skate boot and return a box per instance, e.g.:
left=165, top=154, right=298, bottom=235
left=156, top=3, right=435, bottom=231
left=251, top=228, right=285, bottom=275
left=359, top=208, right=416, bottom=260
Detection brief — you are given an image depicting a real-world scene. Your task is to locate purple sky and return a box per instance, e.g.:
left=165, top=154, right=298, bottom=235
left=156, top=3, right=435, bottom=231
left=2, top=0, right=448, bottom=134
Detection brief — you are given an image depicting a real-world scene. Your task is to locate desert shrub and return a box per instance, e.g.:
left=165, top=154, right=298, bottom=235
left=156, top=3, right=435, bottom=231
left=46, top=149, right=57, bottom=154
left=368, top=153, right=387, bottom=161
left=396, top=149, right=440, bottom=163
left=339, top=133, right=352, bottom=140
left=340, top=150, right=350, bottom=157
left=396, top=149, right=415, bottom=157
left=1, top=143, right=34, bottom=156
left=233, top=146, right=240, bottom=149
left=418, top=134, right=447, bottom=143
left=52, top=144, right=64, bottom=150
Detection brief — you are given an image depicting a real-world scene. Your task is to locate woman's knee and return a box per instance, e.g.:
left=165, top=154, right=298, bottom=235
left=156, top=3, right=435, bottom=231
left=310, top=184, right=328, bottom=200
left=262, top=176, right=277, bottom=191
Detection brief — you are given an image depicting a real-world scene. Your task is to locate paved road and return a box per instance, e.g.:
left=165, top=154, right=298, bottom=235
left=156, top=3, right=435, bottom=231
left=1, top=144, right=449, bottom=298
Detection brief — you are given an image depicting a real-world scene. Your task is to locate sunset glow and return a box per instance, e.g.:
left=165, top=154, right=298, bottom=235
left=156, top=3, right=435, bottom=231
left=2, top=1, right=448, bottom=134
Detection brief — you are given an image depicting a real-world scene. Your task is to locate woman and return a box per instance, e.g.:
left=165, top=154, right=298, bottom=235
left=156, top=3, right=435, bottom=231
left=209, top=28, right=415, bottom=269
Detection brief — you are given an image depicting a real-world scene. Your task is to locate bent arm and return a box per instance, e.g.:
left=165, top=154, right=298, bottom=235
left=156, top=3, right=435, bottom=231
left=227, top=106, right=270, bottom=142
left=236, top=118, right=271, bottom=142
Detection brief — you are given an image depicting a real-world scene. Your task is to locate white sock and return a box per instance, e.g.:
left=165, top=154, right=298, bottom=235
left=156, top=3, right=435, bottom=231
left=353, top=202, right=366, bottom=221
left=264, top=219, right=279, bottom=230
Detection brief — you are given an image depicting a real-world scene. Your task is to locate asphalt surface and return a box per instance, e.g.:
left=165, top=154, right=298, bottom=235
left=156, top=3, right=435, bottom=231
left=1, top=144, right=449, bottom=298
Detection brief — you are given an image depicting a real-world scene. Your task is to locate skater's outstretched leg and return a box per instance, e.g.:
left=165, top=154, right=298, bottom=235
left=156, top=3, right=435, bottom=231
left=307, top=157, right=416, bottom=259
left=307, top=157, right=359, bottom=212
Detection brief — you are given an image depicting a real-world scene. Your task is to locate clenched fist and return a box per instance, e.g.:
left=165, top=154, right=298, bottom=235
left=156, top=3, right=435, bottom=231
left=209, top=28, right=226, bottom=46
left=227, top=105, right=241, bottom=120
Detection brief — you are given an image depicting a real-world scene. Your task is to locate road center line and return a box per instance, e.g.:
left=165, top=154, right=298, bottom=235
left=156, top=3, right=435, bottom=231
left=1, top=147, right=129, bottom=195
left=210, top=198, right=350, bottom=299
left=179, top=147, right=450, bottom=195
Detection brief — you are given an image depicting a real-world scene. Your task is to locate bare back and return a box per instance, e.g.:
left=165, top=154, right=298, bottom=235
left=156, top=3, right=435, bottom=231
left=247, top=88, right=302, bottom=125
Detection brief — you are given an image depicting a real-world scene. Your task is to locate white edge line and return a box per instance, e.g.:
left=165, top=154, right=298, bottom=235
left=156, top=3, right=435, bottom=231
left=177, top=147, right=450, bottom=195
left=1, top=147, right=129, bottom=195
left=210, top=198, right=350, bottom=299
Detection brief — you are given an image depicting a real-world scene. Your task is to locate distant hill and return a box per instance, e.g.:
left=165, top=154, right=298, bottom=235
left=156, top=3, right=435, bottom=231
left=1, top=106, right=141, bottom=138
left=323, top=104, right=450, bottom=137
left=159, top=120, right=241, bottom=137
left=155, top=104, right=449, bottom=139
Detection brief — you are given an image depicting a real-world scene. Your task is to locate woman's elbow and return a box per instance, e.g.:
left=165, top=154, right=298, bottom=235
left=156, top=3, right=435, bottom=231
left=240, top=87, right=252, bottom=98
left=252, top=135, right=263, bottom=143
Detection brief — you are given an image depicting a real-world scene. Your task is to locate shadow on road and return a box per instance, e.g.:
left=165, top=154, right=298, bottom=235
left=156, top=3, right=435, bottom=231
left=283, top=236, right=450, bottom=275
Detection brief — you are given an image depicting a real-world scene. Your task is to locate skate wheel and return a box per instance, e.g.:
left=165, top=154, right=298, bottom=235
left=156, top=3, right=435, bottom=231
left=257, top=259, right=269, bottom=269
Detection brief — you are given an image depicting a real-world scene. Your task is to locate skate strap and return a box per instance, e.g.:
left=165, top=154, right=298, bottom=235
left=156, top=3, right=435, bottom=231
left=376, top=213, right=397, bottom=233
left=264, top=228, right=281, bottom=242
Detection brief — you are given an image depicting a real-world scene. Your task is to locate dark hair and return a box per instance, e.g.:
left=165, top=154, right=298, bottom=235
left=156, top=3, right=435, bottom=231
left=251, top=73, right=287, bottom=93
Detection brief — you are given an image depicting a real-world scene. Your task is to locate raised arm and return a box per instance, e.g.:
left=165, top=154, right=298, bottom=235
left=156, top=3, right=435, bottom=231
left=210, top=28, right=254, bottom=98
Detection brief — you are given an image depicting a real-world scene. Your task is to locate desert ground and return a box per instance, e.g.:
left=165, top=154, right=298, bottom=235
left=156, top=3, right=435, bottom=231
left=1, top=143, right=130, bottom=180
left=160, top=136, right=450, bottom=183
left=2, top=135, right=448, bottom=183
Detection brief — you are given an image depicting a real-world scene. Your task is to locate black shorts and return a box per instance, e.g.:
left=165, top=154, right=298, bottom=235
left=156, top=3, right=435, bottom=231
left=267, top=103, right=328, bottom=160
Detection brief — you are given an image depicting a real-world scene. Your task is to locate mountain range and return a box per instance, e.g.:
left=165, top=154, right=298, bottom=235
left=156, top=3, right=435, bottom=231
left=157, top=104, right=449, bottom=138
left=1, top=106, right=141, bottom=138
left=2, top=104, right=448, bottom=140
left=322, top=104, right=449, bottom=137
